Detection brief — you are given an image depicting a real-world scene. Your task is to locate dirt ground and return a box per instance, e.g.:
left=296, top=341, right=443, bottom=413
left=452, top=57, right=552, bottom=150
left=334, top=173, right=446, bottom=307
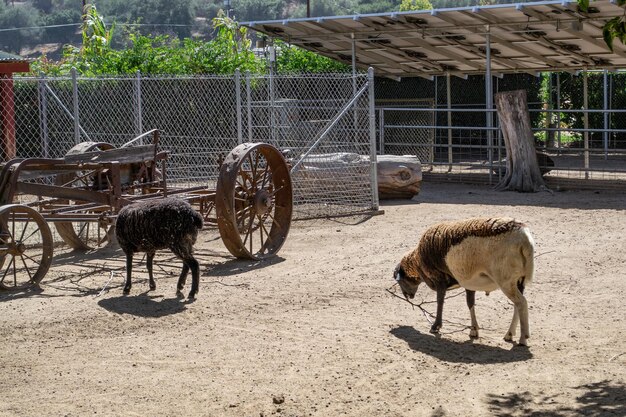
left=1, top=181, right=625, bottom=417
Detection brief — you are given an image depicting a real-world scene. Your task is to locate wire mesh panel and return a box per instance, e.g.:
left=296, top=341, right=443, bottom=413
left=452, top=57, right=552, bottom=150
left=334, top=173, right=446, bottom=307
left=243, top=73, right=376, bottom=219
left=377, top=99, right=434, bottom=164
left=141, top=75, right=239, bottom=188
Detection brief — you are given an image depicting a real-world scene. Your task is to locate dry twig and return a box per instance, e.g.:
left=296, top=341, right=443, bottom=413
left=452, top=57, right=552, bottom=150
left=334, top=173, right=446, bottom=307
left=386, top=284, right=472, bottom=334
left=95, top=271, right=115, bottom=297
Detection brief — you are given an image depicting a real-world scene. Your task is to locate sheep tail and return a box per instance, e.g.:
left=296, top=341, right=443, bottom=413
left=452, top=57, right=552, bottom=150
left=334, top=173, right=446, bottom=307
left=520, top=226, right=535, bottom=285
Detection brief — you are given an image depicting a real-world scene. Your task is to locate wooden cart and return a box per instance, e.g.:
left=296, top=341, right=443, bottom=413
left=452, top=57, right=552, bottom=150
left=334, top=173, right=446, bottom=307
left=0, top=129, right=293, bottom=290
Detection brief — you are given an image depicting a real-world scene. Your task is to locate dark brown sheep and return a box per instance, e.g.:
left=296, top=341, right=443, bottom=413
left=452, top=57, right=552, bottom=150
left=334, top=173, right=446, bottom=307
left=393, top=217, right=535, bottom=345
left=115, top=198, right=203, bottom=299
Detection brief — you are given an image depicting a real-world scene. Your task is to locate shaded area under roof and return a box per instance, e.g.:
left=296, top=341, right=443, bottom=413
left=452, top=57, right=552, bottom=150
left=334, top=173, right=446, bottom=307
left=241, top=0, right=626, bottom=79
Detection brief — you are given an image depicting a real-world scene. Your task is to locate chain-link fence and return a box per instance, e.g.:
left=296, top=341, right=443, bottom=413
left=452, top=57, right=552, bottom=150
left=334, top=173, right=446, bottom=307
left=244, top=72, right=376, bottom=219
left=0, top=71, right=378, bottom=224
left=374, top=71, right=626, bottom=191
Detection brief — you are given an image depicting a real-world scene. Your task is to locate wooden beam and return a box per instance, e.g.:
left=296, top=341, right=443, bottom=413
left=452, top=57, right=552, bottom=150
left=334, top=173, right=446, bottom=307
left=1, top=74, right=17, bottom=159
left=0, top=62, right=30, bottom=74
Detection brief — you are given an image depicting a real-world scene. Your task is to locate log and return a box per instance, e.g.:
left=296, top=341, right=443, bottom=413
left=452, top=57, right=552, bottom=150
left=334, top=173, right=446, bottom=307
left=293, top=153, right=422, bottom=200
left=494, top=90, right=548, bottom=192
left=376, top=155, right=422, bottom=199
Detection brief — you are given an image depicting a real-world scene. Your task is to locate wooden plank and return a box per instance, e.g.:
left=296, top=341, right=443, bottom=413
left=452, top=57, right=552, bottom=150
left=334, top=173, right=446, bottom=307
left=64, top=145, right=156, bottom=165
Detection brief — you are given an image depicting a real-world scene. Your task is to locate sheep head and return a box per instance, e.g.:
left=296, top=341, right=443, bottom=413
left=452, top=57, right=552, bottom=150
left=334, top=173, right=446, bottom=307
left=393, top=263, right=420, bottom=300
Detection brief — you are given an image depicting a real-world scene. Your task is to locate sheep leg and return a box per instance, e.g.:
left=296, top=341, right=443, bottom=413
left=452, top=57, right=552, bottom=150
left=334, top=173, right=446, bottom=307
left=431, top=287, right=446, bottom=334
left=505, top=307, right=520, bottom=342
left=502, top=280, right=529, bottom=346
left=123, top=252, right=133, bottom=294
left=146, top=252, right=156, bottom=290
left=466, top=290, right=479, bottom=338
left=177, top=263, right=190, bottom=293
left=187, top=257, right=200, bottom=299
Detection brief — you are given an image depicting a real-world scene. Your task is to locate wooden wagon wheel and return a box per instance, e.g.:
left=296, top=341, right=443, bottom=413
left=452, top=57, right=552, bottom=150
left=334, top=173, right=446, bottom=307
left=215, top=143, right=293, bottom=260
left=54, top=142, right=115, bottom=250
left=0, top=204, right=53, bottom=290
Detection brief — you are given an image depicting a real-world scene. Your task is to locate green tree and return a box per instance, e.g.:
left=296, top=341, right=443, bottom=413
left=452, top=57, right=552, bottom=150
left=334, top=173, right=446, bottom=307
left=232, top=0, right=284, bottom=22
left=30, top=0, right=52, bottom=13
left=576, top=0, right=626, bottom=51
left=42, top=9, right=81, bottom=44
left=31, top=10, right=263, bottom=76
left=99, top=0, right=195, bottom=39
left=399, top=0, right=433, bottom=11
left=356, top=0, right=401, bottom=14
left=291, top=0, right=358, bottom=18
left=276, top=41, right=350, bottom=73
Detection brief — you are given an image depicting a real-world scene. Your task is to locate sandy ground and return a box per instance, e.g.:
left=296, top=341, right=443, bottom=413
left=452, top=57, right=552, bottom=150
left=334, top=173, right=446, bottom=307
left=1, top=182, right=625, bottom=417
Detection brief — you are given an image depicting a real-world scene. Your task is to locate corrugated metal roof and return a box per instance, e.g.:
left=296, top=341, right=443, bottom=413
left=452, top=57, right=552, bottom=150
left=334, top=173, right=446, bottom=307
left=241, top=0, right=626, bottom=79
left=0, top=51, right=29, bottom=63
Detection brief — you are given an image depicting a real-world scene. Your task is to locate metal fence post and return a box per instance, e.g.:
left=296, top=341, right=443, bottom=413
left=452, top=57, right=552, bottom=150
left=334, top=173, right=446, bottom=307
left=446, top=72, right=453, bottom=171
left=556, top=72, right=561, bottom=152
left=603, top=69, right=609, bottom=160
left=269, top=45, right=276, bottom=145
left=235, top=68, right=243, bottom=145
left=378, top=108, right=385, bottom=153
left=368, top=67, right=379, bottom=210
left=71, top=67, right=80, bottom=145
left=246, top=71, right=252, bottom=142
left=134, top=70, right=143, bottom=139
left=484, top=28, right=494, bottom=184
left=352, top=34, right=358, bottom=132
left=583, top=69, right=589, bottom=179
left=38, top=73, right=49, bottom=158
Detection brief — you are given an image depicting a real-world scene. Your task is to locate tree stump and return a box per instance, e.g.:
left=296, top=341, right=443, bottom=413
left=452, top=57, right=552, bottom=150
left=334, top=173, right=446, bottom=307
left=494, top=90, right=547, bottom=192
left=377, top=155, right=422, bottom=199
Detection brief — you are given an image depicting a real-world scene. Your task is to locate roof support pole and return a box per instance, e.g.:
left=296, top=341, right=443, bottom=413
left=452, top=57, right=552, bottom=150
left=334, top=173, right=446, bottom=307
left=583, top=68, right=589, bottom=179
left=556, top=72, right=561, bottom=153
left=603, top=69, right=608, bottom=160
left=485, top=27, right=494, bottom=184
left=351, top=33, right=357, bottom=77
left=446, top=72, right=453, bottom=171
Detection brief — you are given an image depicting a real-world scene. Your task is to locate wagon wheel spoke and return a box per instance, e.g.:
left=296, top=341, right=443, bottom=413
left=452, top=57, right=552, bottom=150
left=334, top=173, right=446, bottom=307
left=20, top=255, right=35, bottom=282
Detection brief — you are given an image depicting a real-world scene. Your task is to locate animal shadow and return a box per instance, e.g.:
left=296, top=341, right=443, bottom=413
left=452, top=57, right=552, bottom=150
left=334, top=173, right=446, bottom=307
left=203, top=256, right=285, bottom=277
left=98, top=293, right=187, bottom=317
left=390, top=325, right=532, bottom=364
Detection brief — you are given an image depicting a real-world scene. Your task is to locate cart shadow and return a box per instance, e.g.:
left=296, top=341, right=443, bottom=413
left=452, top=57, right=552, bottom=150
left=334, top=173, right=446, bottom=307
left=97, top=292, right=188, bottom=317
left=390, top=325, right=532, bottom=364
left=203, top=256, right=286, bottom=277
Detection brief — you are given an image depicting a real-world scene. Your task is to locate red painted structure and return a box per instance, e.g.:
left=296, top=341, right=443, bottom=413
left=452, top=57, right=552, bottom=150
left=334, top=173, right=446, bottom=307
left=0, top=52, right=30, bottom=161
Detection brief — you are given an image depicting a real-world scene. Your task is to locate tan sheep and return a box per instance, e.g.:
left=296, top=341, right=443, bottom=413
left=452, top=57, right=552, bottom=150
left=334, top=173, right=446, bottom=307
left=393, top=217, right=535, bottom=346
